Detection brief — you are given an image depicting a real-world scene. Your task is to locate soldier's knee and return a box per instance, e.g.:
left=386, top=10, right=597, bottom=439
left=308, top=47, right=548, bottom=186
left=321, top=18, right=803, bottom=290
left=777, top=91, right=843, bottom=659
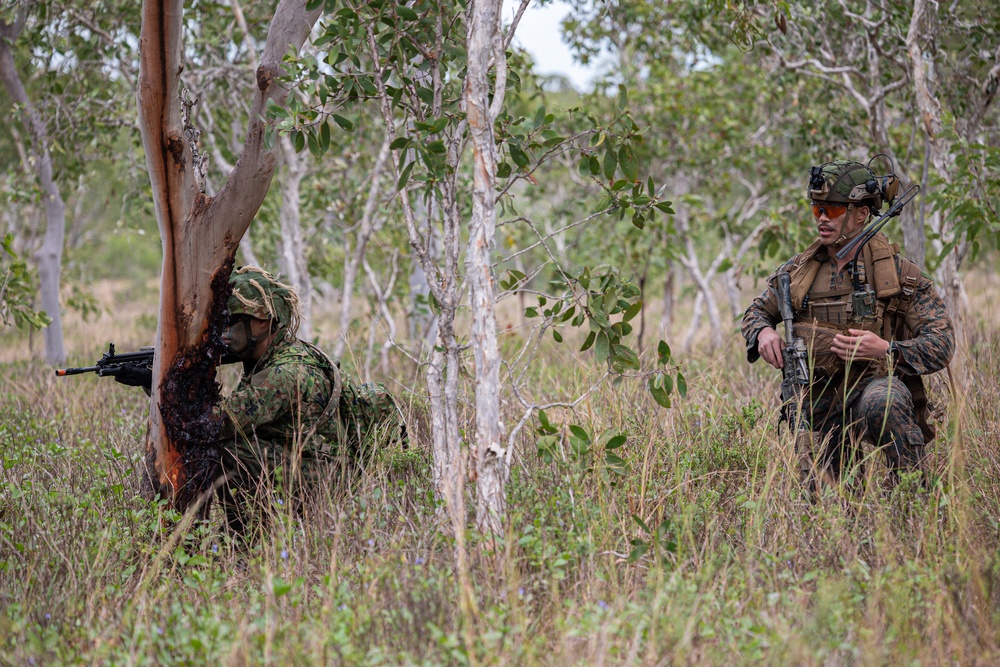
left=860, top=377, right=913, bottom=417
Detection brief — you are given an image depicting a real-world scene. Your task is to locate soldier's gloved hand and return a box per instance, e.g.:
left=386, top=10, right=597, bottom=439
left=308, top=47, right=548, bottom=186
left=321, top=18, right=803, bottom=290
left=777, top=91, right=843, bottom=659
left=114, top=366, right=153, bottom=394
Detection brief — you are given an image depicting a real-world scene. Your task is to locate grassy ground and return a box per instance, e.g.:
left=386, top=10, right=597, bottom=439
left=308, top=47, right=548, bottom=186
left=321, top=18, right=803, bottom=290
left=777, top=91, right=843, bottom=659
left=1, top=273, right=999, bottom=665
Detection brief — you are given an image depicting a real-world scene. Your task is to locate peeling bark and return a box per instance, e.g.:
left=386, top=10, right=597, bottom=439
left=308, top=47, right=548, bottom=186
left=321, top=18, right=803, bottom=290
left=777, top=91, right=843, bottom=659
left=137, top=0, right=322, bottom=509
left=906, top=0, right=966, bottom=376
left=466, top=0, right=508, bottom=536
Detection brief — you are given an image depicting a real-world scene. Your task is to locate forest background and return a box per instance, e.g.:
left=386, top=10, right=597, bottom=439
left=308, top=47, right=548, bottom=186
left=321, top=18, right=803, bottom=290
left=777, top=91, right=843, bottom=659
left=1, top=0, right=999, bottom=663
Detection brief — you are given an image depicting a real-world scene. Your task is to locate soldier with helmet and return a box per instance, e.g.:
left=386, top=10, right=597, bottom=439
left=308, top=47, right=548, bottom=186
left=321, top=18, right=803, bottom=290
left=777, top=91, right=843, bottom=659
left=214, top=265, right=407, bottom=534
left=118, top=265, right=407, bottom=535
left=742, top=157, right=954, bottom=487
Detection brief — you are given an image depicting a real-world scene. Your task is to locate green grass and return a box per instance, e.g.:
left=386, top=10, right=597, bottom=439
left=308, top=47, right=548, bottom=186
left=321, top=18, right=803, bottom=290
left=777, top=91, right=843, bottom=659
left=1, top=281, right=999, bottom=665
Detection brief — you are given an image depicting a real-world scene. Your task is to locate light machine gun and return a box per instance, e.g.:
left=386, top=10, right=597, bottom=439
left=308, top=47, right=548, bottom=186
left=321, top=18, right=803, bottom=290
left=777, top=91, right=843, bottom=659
left=55, top=343, right=153, bottom=379
left=775, top=271, right=810, bottom=422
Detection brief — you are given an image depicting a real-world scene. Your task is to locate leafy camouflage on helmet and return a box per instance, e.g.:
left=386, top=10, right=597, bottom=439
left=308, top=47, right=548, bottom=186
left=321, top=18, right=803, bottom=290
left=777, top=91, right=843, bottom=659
left=808, top=160, right=882, bottom=209
left=228, top=266, right=301, bottom=335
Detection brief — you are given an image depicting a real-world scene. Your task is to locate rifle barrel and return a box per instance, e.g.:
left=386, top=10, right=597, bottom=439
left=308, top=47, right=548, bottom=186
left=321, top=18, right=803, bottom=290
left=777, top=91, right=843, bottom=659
left=54, top=366, right=100, bottom=376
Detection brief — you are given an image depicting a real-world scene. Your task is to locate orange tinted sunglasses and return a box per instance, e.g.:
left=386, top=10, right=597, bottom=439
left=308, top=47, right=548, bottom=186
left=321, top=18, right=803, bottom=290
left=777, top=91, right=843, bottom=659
left=811, top=202, right=848, bottom=219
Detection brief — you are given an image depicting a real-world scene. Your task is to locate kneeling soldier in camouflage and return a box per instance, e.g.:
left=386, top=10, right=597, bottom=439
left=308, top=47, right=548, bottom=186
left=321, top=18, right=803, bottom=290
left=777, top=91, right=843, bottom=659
left=215, top=266, right=405, bottom=534
left=742, top=158, right=954, bottom=489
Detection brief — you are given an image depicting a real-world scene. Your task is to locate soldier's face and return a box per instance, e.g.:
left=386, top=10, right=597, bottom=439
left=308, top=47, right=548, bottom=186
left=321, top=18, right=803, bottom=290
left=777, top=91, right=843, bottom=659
left=222, top=316, right=254, bottom=357
left=813, top=202, right=869, bottom=247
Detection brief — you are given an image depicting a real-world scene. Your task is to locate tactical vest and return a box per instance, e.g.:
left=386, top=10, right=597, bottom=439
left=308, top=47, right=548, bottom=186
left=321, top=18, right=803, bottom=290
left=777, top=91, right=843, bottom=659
left=783, top=233, right=935, bottom=441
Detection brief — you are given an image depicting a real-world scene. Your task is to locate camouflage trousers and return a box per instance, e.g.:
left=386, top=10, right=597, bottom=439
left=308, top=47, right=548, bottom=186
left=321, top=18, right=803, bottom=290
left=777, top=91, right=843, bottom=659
left=215, top=435, right=355, bottom=537
left=789, top=375, right=926, bottom=479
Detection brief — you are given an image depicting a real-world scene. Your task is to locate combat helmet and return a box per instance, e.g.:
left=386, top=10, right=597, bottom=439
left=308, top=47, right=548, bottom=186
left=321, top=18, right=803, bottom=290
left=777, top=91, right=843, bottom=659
left=808, top=160, right=887, bottom=212
left=227, top=266, right=301, bottom=336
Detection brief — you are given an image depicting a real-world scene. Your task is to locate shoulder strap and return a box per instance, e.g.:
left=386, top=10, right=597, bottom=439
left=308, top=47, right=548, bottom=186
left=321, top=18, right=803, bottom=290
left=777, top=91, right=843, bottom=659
left=786, top=239, right=825, bottom=311
left=884, top=257, right=921, bottom=338
left=297, top=340, right=344, bottom=436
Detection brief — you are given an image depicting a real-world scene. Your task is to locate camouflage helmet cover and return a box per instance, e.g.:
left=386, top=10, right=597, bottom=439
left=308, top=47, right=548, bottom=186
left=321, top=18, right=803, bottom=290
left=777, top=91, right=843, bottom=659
left=808, top=160, right=882, bottom=210
left=227, top=266, right=301, bottom=336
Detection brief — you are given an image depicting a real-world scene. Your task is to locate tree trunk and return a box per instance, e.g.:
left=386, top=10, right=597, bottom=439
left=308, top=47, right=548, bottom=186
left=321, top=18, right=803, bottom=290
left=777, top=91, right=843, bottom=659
left=278, top=135, right=312, bottom=339
left=659, top=264, right=676, bottom=339
left=0, top=16, right=66, bottom=364
left=906, top=0, right=965, bottom=374
left=466, top=0, right=508, bottom=536
left=334, top=134, right=391, bottom=358
left=137, top=0, right=321, bottom=509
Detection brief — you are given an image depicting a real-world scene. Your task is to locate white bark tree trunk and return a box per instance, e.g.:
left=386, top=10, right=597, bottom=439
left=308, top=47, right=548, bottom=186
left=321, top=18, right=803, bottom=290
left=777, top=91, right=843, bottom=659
left=906, top=0, right=966, bottom=372
left=333, top=134, right=391, bottom=359
left=465, top=0, right=508, bottom=536
left=0, top=15, right=66, bottom=364
left=137, top=0, right=321, bottom=509
left=278, top=135, right=312, bottom=339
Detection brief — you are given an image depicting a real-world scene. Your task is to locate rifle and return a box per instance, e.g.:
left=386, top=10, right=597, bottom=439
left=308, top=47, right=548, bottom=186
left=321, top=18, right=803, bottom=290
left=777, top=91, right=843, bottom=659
left=835, top=184, right=921, bottom=320
left=775, top=271, right=810, bottom=419
left=55, top=343, right=154, bottom=378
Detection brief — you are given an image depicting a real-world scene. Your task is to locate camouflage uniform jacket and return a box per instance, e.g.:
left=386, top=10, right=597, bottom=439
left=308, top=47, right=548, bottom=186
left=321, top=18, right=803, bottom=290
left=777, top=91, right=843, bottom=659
left=742, top=240, right=954, bottom=383
left=215, top=335, right=406, bottom=462
left=215, top=335, right=342, bottom=459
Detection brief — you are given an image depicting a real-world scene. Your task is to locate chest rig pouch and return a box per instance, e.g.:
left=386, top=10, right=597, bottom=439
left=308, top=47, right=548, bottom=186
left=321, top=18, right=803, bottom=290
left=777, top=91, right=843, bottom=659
left=785, top=233, right=903, bottom=379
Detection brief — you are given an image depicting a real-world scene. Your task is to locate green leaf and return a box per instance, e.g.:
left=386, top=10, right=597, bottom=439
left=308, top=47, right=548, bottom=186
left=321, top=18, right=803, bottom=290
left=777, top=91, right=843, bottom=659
left=293, top=130, right=305, bottom=153
left=307, top=130, right=321, bottom=156
left=569, top=424, right=591, bottom=446
left=603, top=146, right=617, bottom=180
left=319, top=121, right=331, bottom=152
left=648, top=375, right=671, bottom=409
left=619, top=144, right=638, bottom=182
left=396, top=161, right=415, bottom=190
left=533, top=105, right=546, bottom=128
left=332, top=114, right=354, bottom=130
left=605, top=434, right=627, bottom=450
left=676, top=372, right=687, bottom=398
left=395, top=5, right=418, bottom=20
left=622, top=300, right=642, bottom=323
left=509, top=143, right=529, bottom=168
left=595, top=331, right=610, bottom=361
left=552, top=330, right=563, bottom=343
left=612, top=345, right=640, bottom=370
left=588, top=156, right=600, bottom=176
left=580, top=330, right=596, bottom=352
left=657, top=340, right=671, bottom=365
left=389, top=136, right=411, bottom=150
left=655, top=201, right=675, bottom=214
left=617, top=83, right=628, bottom=111
left=497, top=162, right=512, bottom=179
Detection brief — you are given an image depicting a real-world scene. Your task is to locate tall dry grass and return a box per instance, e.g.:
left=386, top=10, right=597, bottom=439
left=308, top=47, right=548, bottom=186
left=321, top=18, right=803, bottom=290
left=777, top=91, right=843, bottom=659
left=1, top=270, right=998, bottom=665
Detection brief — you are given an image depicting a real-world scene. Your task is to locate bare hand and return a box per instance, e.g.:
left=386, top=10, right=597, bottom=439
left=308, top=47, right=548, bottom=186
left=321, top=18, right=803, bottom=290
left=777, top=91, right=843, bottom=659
left=830, top=328, right=890, bottom=362
left=757, top=327, right=784, bottom=369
